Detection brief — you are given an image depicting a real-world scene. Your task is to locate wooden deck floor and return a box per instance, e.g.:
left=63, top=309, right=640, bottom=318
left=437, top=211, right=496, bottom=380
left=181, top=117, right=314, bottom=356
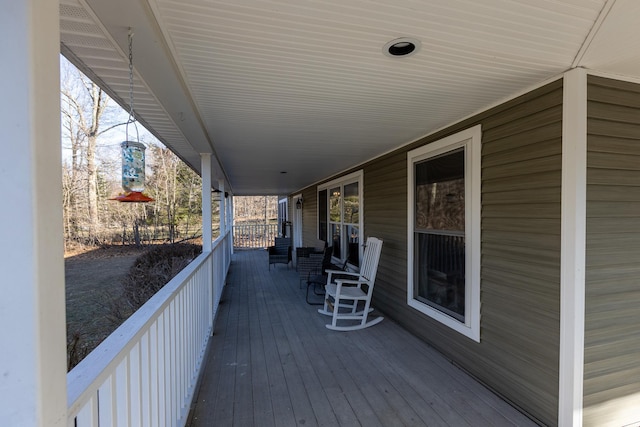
left=187, top=250, right=537, bottom=427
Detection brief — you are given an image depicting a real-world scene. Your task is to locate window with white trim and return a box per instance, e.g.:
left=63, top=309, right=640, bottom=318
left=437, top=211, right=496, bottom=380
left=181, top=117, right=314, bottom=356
left=318, top=170, right=363, bottom=267
left=407, top=125, right=481, bottom=342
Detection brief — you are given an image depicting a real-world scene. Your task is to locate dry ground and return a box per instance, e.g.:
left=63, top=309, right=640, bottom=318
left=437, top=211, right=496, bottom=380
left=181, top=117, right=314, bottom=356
left=65, top=245, right=149, bottom=359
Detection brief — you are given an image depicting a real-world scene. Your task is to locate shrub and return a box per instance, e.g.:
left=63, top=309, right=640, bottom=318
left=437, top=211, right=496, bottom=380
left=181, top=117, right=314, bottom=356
left=107, top=243, right=202, bottom=323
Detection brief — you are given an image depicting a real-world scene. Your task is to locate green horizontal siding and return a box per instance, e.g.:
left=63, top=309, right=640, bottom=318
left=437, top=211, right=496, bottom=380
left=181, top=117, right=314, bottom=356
left=301, top=187, right=318, bottom=244
left=474, top=81, right=562, bottom=425
left=583, top=75, right=640, bottom=427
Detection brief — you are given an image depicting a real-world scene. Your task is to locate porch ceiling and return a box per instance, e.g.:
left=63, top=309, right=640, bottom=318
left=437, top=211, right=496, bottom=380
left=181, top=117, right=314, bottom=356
left=60, top=0, right=640, bottom=195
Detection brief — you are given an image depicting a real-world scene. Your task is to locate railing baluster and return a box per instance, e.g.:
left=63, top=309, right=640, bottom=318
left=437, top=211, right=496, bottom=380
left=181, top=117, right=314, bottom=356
left=150, top=322, right=159, bottom=427
left=165, top=304, right=173, bottom=426
left=176, top=292, right=183, bottom=419
left=115, top=358, right=129, bottom=426
left=186, top=279, right=193, bottom=392
left=130, top=343, right=142, bottom=427
left=73, top=394, right=96, bottom=427
left=100, top=374, right=116, bottom=426
left=140, top=332, right=151, bottom=427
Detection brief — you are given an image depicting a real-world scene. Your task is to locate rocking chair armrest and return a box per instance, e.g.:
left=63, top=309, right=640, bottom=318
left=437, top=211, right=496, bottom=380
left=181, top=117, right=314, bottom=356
left=326, top=270, right=357, bottom=283
left=335, top=278, right=364, bottom=284
left=325, top=269, right=358, bottom=277
left=327, top=270, right=359, bottom=286
left=334, top=278, right=368, bottom=289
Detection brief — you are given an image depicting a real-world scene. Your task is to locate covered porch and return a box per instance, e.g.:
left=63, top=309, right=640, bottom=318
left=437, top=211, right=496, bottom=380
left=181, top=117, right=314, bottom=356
left=5, top=0, right=640, bottom=425
left=188, top=249, right=536, bottom=426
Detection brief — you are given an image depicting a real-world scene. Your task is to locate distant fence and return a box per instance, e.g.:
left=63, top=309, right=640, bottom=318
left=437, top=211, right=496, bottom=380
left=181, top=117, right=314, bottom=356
left=233, top=223, right=278, bottom=248
left=65, top=223, right=214, bottom=249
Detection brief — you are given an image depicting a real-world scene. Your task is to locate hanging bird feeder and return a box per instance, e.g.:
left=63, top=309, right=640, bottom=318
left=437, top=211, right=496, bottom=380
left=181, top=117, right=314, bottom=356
left=110, top=29, right=154, bottom=203
left=110, top=141, right=154, bottom=202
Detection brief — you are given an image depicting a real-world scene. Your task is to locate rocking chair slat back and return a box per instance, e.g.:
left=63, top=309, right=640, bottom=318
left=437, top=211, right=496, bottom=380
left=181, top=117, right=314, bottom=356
left=359, top=237, right=383, bottom=284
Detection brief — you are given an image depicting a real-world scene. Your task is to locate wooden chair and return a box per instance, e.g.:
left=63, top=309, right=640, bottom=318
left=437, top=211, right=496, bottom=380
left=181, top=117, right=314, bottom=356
left=267, top=237, right=292, bottom=270
left=318, top=237, right=383, bottom=331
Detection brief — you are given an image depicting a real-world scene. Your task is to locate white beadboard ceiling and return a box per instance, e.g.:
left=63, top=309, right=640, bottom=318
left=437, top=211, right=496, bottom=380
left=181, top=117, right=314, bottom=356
left=59, top=0, right=640, bottom=195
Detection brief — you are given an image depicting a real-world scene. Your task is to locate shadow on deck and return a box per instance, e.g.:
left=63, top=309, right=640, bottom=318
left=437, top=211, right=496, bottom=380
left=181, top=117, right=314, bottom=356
left=188, top=249, right=536, bottom=427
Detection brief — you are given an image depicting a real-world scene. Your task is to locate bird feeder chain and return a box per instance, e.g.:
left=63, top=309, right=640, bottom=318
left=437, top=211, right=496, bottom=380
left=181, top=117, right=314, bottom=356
left=125, top=28, right=140, bottom=145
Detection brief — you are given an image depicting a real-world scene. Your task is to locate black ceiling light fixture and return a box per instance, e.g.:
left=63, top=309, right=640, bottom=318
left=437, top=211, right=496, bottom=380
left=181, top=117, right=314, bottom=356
left=383, top=37, right=421, bottom=57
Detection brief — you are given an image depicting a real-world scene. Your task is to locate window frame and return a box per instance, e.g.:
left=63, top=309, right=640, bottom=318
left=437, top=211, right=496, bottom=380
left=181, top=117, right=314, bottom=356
left=318, top=170, right=363, bottom=268
left=407, top=125, right=481, bottom=342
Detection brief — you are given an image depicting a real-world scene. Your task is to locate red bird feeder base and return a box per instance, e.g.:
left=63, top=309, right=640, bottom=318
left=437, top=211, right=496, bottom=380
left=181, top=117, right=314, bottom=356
left=109, top=191, right=154, bottom=203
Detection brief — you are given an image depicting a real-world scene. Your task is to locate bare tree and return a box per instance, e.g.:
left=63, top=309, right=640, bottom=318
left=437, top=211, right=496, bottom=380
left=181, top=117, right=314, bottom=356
left=233, top=196, right=278, bottom=224
left=61, top=57, right=125, bottom=244
left=147, top=145, right=178, bottom=242
left=145, top=144, right=204, bottom=243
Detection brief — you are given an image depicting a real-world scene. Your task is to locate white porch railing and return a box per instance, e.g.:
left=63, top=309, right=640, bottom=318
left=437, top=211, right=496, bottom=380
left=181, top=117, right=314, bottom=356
left=67, top=231, right=232, bottom=427
left=232, top=223, right=279, bottom=248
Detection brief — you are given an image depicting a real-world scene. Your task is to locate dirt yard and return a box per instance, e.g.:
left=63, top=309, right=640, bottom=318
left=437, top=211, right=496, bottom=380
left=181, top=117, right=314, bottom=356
left=65, top=245, right=149, bottom=360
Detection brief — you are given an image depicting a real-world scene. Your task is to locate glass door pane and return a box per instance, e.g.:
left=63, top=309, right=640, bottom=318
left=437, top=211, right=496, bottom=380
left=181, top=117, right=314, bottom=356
left=329, top=187, right=341, bottom=222
left=318, top=189, right=327, bottom=241
left=343, top=182, right=359, bottom=224
left=331, top=223, right=341, bottom=258
left=345, top=224, right=359, bottom=266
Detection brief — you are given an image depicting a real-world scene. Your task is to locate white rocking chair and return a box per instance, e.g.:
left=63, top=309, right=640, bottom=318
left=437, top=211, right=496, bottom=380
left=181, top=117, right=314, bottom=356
left=318, top=237, right=383, bottom=331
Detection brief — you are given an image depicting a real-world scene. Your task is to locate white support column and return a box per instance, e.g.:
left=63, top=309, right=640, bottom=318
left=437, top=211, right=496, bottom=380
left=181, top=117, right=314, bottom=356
left=201, top=154, right=212, bottom=252
left=558, top=68, right=587, bottom=427
left=0, top=1, right=66, bottom=426
left=218, top=180, right=226, bottom=236
left=229, top=192, right=233, bottom=232
left=228, top=195, right=234, bottom=255
left=200, top=155, right=214, bottom=333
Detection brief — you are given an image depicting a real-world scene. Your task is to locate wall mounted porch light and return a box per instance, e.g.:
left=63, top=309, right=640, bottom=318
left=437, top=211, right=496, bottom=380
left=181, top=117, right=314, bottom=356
left=296, top=197, right=303, bottom=210
left=212, top=189, right=229, bottom=198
